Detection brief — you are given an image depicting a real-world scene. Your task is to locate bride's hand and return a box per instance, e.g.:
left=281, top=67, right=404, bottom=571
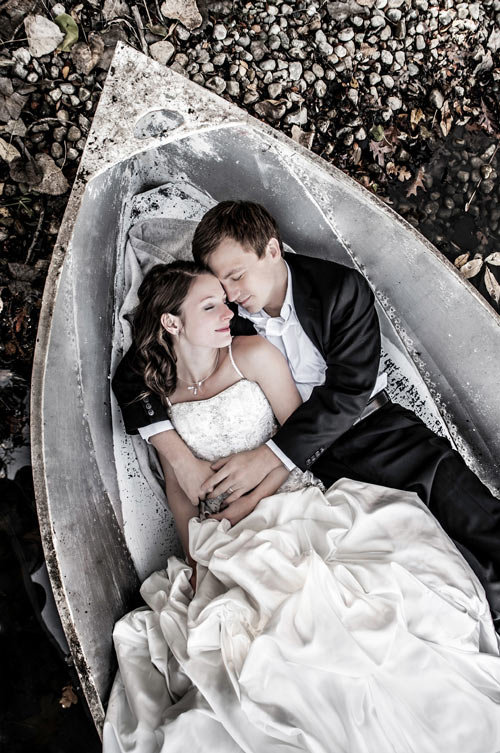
left=208, top=466, right=290, bottom=527
left=208, top=492, right=259, bottom=527
left=172, top=456, right=214, bottom=506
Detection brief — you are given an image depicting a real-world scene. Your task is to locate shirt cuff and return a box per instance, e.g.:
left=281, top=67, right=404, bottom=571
left=138, top=420, right=174, bottom=443
left=265, top=440, right=296, bottom=471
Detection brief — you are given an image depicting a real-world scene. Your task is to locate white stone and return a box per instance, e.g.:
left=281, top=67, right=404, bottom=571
left=284, top=107, right=308, bottom=126
left=213, top=23, right=227, bottom=40
left=488, top=27, right=500, bottom=53
left=314, top=80, right=327, bottom=97
left=13, top=47, right=31, bottom=65
left=149, top=40, right=175, bottom=65
left=429, top=88, right=444, bottom=109
left=102, top=0, right=129, bottom=21
left=288, top=61, right=303, bottom=80
left=387, top=95, right=402, bottom=110
left=338, top=27, right=354, bottom=42
left=161, top=0, right=202, bottom=30
left=226, top=80, right=240, bottom=96
left=347, top=88, right=358, bottom=105
left=268, top=82, right=283, bottom=98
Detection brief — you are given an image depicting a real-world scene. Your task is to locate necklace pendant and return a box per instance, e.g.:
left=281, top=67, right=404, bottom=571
left=187, top=382, right=202, bottom=396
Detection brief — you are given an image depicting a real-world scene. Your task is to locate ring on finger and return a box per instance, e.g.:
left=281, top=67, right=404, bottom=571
left=227, top=486, right=234, bottom=494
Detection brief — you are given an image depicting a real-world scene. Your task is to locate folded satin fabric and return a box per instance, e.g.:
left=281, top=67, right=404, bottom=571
left=103, top=479, right=500, bottom=753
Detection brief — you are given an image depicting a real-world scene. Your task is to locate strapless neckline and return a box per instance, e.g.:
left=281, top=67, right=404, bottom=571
left=168, top=378, right=255, bottom=408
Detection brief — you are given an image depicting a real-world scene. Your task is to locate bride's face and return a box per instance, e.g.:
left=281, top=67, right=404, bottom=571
left=178, top=273, right=234, bottom=347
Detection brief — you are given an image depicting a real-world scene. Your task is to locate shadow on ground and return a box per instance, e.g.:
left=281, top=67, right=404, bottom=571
left=0, top=468, right=100, bottom=752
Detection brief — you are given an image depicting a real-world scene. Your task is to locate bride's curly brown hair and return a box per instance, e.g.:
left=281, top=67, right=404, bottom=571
left=132, top=260, right=209, bottom=406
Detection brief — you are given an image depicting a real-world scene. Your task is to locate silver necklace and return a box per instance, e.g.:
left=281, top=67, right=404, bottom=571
left=177, top=350, right=220, bottom=396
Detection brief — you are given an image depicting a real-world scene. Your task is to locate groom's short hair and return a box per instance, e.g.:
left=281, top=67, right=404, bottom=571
left=192, top=201, right=284, bottom=266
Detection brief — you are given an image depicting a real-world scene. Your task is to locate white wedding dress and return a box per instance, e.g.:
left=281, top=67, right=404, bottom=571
left=103, top=363, right=500, bottom=753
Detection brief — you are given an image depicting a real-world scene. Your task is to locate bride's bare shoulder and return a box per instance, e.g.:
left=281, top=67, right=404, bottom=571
left=231, top=336, right=284, bottom=376
left=232, top=335, right=270, bottom=356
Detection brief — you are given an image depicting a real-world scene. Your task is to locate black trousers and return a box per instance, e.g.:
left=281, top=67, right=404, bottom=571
left=312, top=400, right=500, bottom=626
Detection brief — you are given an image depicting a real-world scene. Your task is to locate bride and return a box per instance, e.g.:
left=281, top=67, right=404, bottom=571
left=104, top=260, right=500, bottom=753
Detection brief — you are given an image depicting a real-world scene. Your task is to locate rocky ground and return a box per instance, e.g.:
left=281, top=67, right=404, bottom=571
left=0, top=0, right=499, bottom=745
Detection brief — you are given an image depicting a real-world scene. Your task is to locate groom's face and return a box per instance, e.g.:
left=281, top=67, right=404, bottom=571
left=208, top=237, right=282, bottom=314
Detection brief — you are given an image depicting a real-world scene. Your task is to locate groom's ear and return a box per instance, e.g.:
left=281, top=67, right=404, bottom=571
left=266, top=237, right=282, bottom=261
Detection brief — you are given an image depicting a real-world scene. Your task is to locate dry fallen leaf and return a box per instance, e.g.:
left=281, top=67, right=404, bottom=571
left=459, top=258, right=483, bottom=279
left=0, top=78, right=28, bottom=124
left=439, top=100, right=453, bottom=137
left=454, top=252, right=470, bottom=269
left=71, top=33, right=104, bottom=75
left=24, top=14, right=65, bottom=57
left=410, top=108, right=425, bottom=128
left=369, top=139, right=393, bottom=167
left=485, top=251, right=500, bottom=266
left=406, top=166, right=426, bottom=197
left=0, top=137, right=21, bottom=163
left=160, top=0, right=202, bottom=30
left=478, top=99, right=499, bottom=136
left=397, top=166, right=411, bottom=182
left=291, top=125, right=314, bottom=149
left=359, top=43, right=378, bottom=59
left=484, top=267, right=500, bottom=305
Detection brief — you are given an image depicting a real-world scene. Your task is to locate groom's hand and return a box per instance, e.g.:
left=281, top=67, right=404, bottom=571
left=208, top=465, right=290, bottom=526
left=201, top=445, right=284, bottom=502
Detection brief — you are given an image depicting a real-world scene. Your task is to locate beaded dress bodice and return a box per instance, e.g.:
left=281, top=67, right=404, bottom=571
left=168, top=379, right=278, bottom=464
left=167, top=352, right=324, bottom=516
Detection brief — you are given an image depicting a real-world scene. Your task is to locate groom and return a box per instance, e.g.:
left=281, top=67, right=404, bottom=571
left=113, top=200, right=500, bottom=621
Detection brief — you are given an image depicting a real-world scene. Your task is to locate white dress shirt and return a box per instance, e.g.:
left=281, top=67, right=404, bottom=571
left=139, top=263, right=386, bottom=471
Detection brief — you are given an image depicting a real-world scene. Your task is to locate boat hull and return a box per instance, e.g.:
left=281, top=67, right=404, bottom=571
left=31, top=44, right=500, bottom=731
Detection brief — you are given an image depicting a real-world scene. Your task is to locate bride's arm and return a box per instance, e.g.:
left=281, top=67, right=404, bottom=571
left=151, top=430, right=214, bottom=506
left=158, top=454, right=199, bottom=581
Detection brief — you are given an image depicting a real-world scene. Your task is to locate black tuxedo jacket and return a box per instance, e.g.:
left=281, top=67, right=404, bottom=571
left=112, top=253, right=381, bottom=471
